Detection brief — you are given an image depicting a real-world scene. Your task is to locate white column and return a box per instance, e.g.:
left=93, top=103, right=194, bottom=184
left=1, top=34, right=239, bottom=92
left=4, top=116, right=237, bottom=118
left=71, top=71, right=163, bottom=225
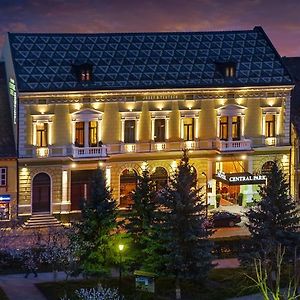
left=165, top=117, right=169, bottom=140
left=195, top=116, right=199, bottom=139
left=180, top=117, right=184, bottom=139
left=151, top=118, right=155, bottom=140
left=62, top=170, right=68, bottom=203
left=228, top=116, right=232, bottom=141
left=275, top=113, right=280, bottom=136
left=262, top=114, right=266, bottom=136
left=136, top=118, right=140, bottom=141
left=32, top=122, right=37, bottom=146
left=98, top=119, right=102, bottom=142
left=121, top=119, right=125, bottom=142
left=72, top=121, right=76, bottom=144
left=240, top=114, right=245, bottom=140
left=84, top=122, right=89, bottom=147
left=216, top=115, right=221, bottom=138
left=48, top=122, right=52, bottom=145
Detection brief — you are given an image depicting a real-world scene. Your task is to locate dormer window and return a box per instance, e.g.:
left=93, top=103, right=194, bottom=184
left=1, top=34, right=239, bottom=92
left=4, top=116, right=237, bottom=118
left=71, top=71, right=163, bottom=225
left=216, top=62, right=236, bottom=78
left=72, top=63, right=93, bottom=82
left=81, top=69, right=91, bottom=81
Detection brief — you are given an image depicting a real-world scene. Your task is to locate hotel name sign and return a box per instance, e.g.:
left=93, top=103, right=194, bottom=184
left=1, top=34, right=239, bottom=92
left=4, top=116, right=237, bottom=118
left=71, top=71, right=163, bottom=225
left=214, top=171, right=267, bottom=185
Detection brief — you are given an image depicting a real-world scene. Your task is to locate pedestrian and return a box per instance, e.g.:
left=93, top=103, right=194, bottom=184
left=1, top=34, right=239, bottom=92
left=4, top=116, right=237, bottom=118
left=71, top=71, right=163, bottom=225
left=23, top=249, right=38, bottom=278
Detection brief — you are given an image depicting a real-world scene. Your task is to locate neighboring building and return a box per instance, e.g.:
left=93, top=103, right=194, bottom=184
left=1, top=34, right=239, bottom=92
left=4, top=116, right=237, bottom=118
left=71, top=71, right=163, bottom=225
left=0, top=62, right=17, bottom=221
left=283, top=56, right=300, bottom=202
left=1, top=26, right=294, bottom=222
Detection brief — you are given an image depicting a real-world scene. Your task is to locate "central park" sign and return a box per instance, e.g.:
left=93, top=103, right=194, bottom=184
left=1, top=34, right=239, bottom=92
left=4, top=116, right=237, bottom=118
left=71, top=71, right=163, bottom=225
left=213, top=171, right=267, bottom=185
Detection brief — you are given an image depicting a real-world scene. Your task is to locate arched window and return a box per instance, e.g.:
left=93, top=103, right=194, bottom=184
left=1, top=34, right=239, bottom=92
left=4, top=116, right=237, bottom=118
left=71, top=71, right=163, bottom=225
left=261, top=161, right=275, bottom=175
left=120, top=168, right=137, bottom=208
left=32, top=173, right=51, bottom=213
left=151, top=167, right=168, bottom=190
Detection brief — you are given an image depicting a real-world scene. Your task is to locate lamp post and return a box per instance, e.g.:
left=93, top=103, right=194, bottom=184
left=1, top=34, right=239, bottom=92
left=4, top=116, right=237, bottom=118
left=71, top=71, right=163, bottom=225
left=201, top=172, right=208, bottom=218
left=118, top=244, right=124, bottom=290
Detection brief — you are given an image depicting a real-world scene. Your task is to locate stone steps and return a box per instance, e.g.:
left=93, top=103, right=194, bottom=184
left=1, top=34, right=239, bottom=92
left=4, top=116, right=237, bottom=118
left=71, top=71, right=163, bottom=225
left=22, top=213, right=63, bottom=229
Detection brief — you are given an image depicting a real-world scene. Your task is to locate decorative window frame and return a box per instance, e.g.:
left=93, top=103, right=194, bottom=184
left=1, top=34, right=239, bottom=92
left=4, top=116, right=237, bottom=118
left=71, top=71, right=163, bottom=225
left=216, top=104, right=247, bottom=140
left=180, top=109, right=200, bottom=140
left=71, top=108, right=103, bottom=147
left=261, top=107, right=281, bottom=137
left=150, top=111, right=171, bottom=141
left=32, top=114, right=54, bottom=146
left=120, top=111, right=141, bottom=143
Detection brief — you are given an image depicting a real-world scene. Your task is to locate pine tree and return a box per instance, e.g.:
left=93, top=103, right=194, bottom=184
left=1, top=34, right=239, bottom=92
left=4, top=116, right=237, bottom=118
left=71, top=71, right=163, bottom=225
left=245, top=160, right=300, bottom=267
left=125, top=164, right=157, bottom=267
left=156, top=150, right=213, bottom=299
left=73, top=167, right=117, bottom=275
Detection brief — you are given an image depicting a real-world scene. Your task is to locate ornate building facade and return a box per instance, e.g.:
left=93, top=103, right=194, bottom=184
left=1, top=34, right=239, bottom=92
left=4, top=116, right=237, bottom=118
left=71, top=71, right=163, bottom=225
left=1, top=26, right=294, bottom=222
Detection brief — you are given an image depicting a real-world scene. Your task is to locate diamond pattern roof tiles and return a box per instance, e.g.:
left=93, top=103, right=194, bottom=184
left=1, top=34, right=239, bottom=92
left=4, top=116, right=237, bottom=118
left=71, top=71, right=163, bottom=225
left=7, top=26, right=292, bottom=92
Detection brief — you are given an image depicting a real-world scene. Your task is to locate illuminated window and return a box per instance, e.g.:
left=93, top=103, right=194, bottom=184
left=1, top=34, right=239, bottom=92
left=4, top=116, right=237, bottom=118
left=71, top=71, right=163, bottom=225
left=154, top=119, right=165, bottom=142
left=80, top=69, right=91, bottom=81
left=220, top=116, right=228, bottom=140
left=265, top=114, right=275, bottom=137
left=120, top=169, right=137, bottom=208
left=75, top=122, right=84, bottom=147
left=0, top=168, right=7, bottom=186
left=232, top=116, right=241, bottom=141
left=89, top=121, right=98, bottom=147
left=183, top=118, right=194, bottom=141
left=124, top=120, right=135, bottom=143
left=151, top=167, right=168, bottom=190
left=36, top=123, right=48, bottom=147
left=216, top=62, right=236, bottom=78
left=225, top=66, right=235, bottom=77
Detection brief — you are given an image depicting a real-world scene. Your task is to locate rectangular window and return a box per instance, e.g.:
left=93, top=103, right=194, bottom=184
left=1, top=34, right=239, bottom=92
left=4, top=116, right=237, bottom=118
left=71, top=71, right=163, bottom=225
left=124, top=120, right=135, bottom=143
left=0, top=168, right=7, bottom=186
left=75, top=122, right=84, bottom=147
left=36, top=123, right=48, bottom=147
left=154, top=119, right=165, bottom=142
left=183, top=118, right=194, bottom=141
left=89, top=121, right=98, bottom=147
left=266, top=114, right=275, bottom=137
left=232, top=116, right=241, bottom=140
left=220, top=116, right=228, bottom=140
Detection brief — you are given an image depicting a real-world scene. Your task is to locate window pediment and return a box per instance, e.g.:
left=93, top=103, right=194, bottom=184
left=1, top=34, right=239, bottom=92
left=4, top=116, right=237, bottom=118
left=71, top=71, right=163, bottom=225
left=217, top=104, right=246, bottom=116
left=71, top=108, right=103, bottom=121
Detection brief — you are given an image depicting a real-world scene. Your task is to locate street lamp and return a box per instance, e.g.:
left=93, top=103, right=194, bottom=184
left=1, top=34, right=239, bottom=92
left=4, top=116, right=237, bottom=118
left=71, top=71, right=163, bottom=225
left=201, top=172, right=208, bottom=218
left=118, top=244, right=124, bottom=290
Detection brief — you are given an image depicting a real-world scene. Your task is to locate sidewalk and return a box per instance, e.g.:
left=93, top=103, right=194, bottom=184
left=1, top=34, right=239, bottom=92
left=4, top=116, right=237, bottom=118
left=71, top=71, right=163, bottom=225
left=0, top=272, right=69, bottom=300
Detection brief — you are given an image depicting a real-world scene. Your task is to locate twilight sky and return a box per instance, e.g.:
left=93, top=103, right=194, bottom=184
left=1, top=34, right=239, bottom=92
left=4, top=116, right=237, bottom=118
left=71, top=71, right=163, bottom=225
left=0, top=0, right=299, bottom=57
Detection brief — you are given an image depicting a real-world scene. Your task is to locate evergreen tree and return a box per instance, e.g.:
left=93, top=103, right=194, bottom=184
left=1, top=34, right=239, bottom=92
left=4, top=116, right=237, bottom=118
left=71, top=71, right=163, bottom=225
left=245, top=160, right=300, bottom=267
left=125, top=164, right=157, bottom=267
left=73, top=168, right=117, bottom=275
left=156, top=150, right=213, bottom=299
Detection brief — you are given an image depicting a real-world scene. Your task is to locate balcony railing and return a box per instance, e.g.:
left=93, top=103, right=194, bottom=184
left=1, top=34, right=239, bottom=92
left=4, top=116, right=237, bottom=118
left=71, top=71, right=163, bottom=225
left=265, top=137, right=277, bottom=146
left=72, top=145, right=108, bottom=158
left=215, top=139, right=252, bottom=152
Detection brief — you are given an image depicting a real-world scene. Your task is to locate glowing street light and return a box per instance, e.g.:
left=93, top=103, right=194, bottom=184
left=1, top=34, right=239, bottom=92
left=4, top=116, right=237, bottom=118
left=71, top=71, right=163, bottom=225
left=118, top=244, right=124, bottom=290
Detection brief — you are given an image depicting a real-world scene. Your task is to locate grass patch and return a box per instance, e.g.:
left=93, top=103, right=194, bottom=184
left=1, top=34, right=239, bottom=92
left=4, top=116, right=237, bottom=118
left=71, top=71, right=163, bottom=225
left=0, top=287, right=9, bottom=300
left=36, top=268, right=261, bottom=300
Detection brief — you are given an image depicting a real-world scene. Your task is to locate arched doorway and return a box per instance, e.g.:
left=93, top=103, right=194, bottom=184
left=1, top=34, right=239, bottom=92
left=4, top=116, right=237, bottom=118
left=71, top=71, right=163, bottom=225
left=32, top=173, right=51, bottom=213
left=151, top=167, right=168, bottom=191
left=120, top=168, right=137, bottom=208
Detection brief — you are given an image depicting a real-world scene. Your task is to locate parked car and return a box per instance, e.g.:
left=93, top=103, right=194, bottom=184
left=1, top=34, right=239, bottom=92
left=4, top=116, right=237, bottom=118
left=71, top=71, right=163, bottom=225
left=209, top=211, right=242, bottom=228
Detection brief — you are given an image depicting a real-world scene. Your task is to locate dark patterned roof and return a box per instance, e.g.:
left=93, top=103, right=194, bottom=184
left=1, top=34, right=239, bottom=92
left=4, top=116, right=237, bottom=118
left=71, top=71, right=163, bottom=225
left=0, top=62, right=16, bottom=157
left=8, top=26, right=292, bottom=92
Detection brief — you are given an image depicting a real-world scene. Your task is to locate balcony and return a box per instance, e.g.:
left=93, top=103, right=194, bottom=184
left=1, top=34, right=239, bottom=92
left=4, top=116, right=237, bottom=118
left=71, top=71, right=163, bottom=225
left=265, top=137, right=277, bottom=146
left=215, top=139, right=252, bottom=152
left=71, top=145, right=108, bottom=158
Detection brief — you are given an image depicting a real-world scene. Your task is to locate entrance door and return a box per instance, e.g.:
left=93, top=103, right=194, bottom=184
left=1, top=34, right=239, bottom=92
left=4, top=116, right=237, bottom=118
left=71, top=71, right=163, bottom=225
left=32, top=173, right=51, bottom=213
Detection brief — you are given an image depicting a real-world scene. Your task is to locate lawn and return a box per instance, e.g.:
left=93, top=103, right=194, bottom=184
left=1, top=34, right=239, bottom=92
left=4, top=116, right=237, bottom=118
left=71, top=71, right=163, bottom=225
left=36, top=268, right=259, bottom=300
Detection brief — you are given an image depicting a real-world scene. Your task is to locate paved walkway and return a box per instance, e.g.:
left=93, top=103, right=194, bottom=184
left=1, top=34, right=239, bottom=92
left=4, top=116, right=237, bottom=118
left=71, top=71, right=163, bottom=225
left=0, top=272, right=69, bottom=300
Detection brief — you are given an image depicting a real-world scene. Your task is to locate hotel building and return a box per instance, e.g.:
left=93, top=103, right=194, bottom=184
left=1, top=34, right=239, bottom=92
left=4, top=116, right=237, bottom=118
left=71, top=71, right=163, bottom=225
left=1, top=26, right=294, bottom=222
